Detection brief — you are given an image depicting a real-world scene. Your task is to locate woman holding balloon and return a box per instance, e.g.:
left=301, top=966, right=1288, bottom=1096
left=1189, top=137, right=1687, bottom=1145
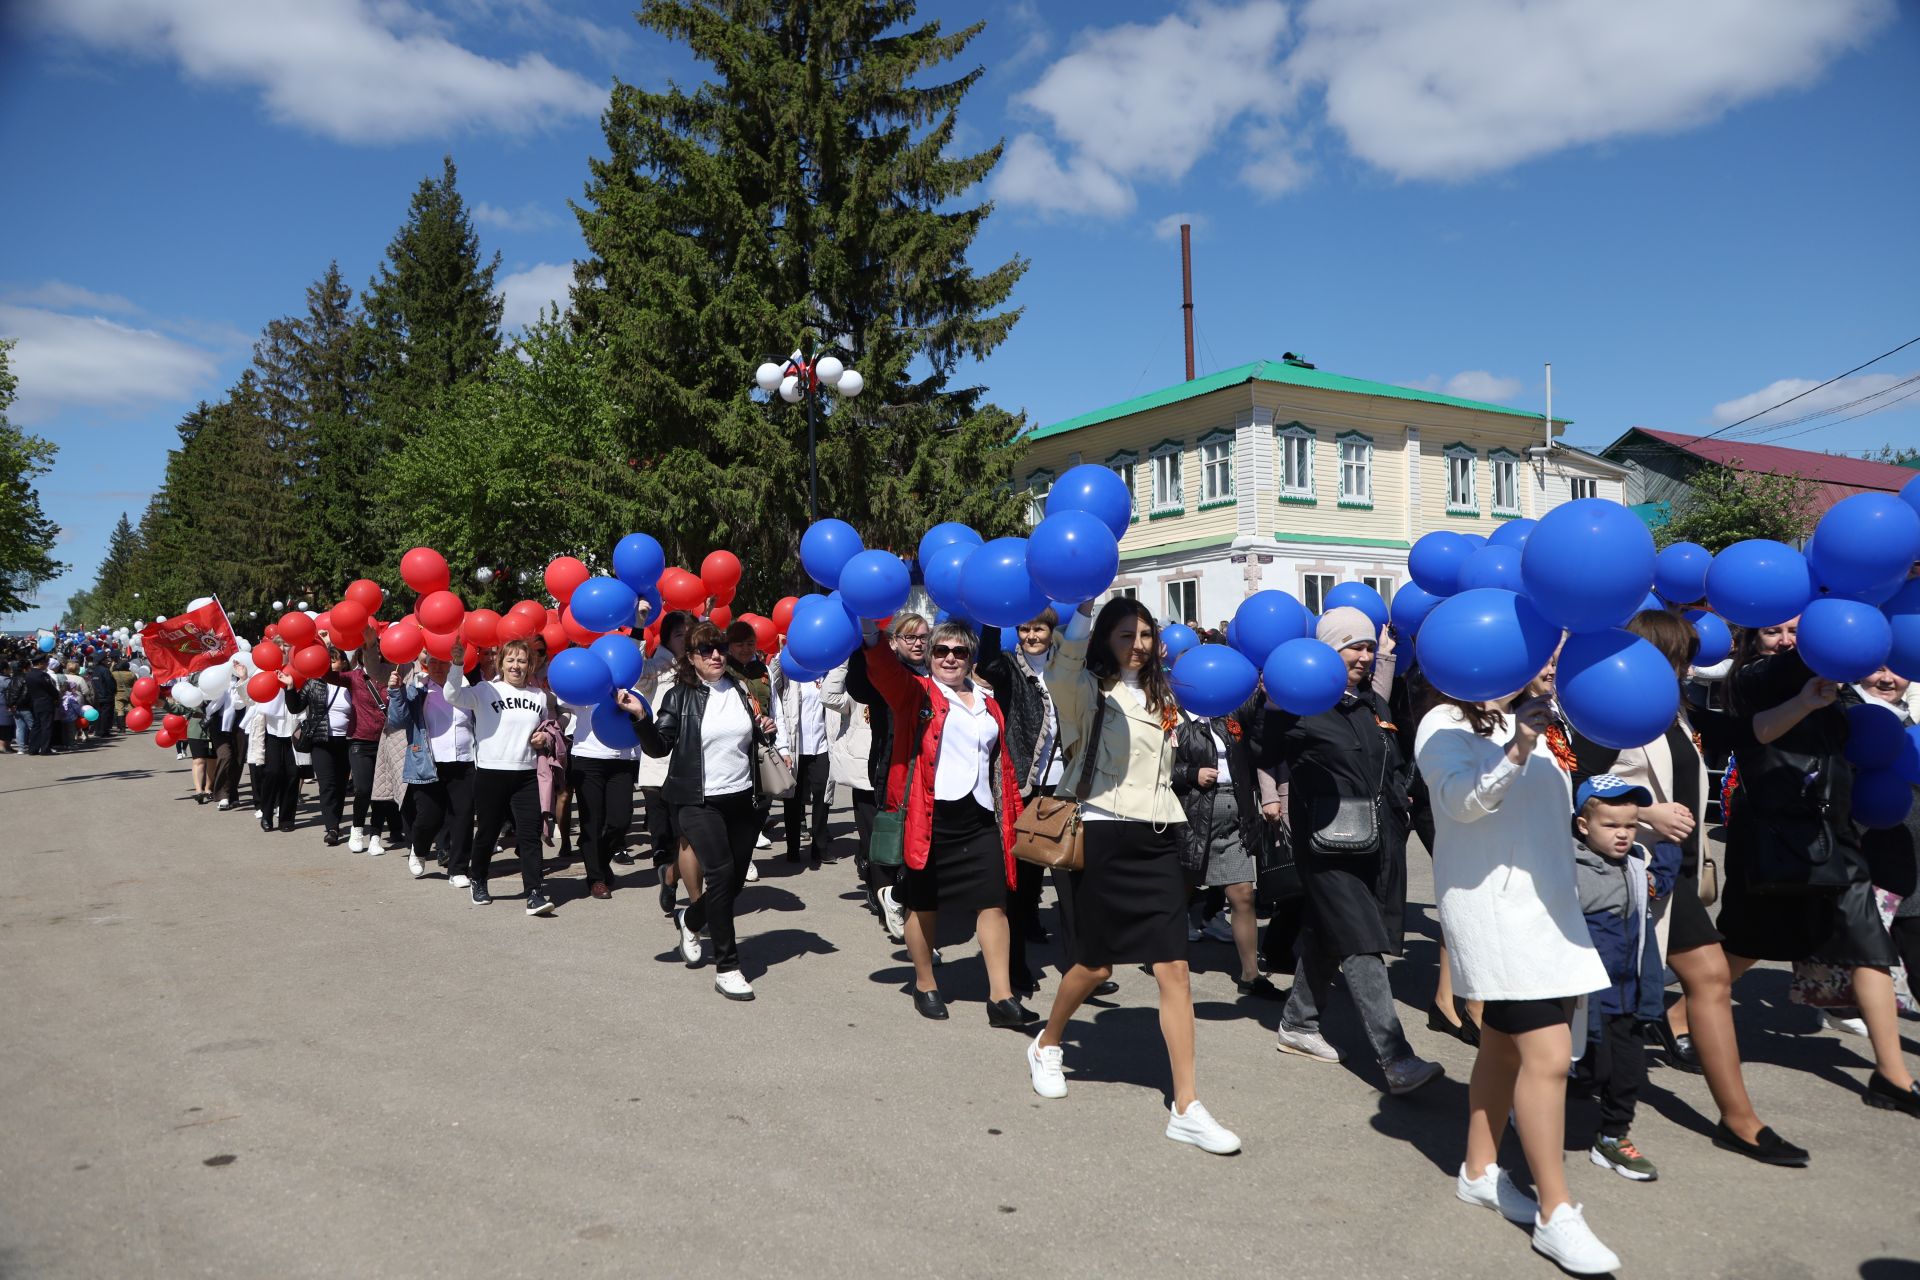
left=445, top=636, right=560, bottom=916
left=245, top=656, right=306, bottom=834
left=977, top=610, right=1065, bottom=995
left=303, top=648, right=357, bottom=845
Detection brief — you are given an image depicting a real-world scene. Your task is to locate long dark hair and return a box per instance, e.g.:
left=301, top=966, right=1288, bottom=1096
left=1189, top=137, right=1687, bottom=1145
left=1087, top=597, right=1173, bottom=713
left=1408, top=668, right=1508, bottom=738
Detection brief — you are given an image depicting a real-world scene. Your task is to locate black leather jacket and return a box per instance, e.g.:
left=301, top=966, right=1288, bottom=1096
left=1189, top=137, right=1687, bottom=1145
left=976, top=627, right=1055, bottom=793
left=1171, top=698, right=1266, bottom=876
left=635, top=679, right=769, bottom=806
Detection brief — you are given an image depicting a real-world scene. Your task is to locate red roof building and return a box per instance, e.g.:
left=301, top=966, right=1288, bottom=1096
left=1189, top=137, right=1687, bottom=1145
left=1601, top=426, right=1918, bottom=520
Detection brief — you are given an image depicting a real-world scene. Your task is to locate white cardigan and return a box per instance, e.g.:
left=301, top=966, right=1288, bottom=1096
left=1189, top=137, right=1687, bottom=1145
left=1413, top=704, right=1609, bottom=1003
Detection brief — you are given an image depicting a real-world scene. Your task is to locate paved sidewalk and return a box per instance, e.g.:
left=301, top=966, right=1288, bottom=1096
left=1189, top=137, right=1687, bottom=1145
left=0, top=736, right=1915, bottom=1279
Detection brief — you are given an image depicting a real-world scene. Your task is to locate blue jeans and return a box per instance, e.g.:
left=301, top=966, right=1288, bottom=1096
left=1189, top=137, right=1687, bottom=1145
left=17, top=708, right=45, bottom=754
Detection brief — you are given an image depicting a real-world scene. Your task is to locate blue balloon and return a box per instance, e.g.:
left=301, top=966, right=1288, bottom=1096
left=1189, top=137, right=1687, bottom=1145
left=1046, top=463, right=1133, bottom=541
left=1888, top=577, right=1920, bottom=681
left=1558, top=629, right=1681, bottom=751
left=1488, top=518, right=1537, bottom=551
left=589, top=634, right=644, bottom=689
left=547, top=647, right=614, bottom=706
left=1853, top=768, right=1914, bottom=830
left=1160, top=621, right=1201, bottom=664
left=1638, top=592, right=1665, bottom=614
left=1462, top=534, right=1488, bottom=550
left=639, top=584, right=663, bottom=621
left=1171, top=643, right=1257, bottom=718
left=1231, top=590, right=1313, bottom=664
left=1457, top=545, right=1524, bottom=593
left=1902, top=473, right=1920, bottom=521
left=1809, top=493, right=1920, bottom=597
left=590, top=699, right=642, bottom=750
left=838, top=549, right=912, bottom=621
left=800, top=519, right=864, bottom=591
left=1654, top=542, right=1712, bottom=604
left=786, top=594, right=862, bottom=671
left=922, top=541, right=975, bottom=613
left=1901, top=725, right=1920, bottom=785
left=1415, top=588, right=1562, bottom=702
left=1028, top=510, right=1120, bottom=604
left=1263, top=638, right=1348, bottom=715
left=571, top=576, right=639, bottom=633
left=1388, top=583, right=1441, bottom=638
left=611, top=533, right=665, bottom=592
left=959, top=537, right=1049, bottom=628
left=999, top=626, right=1019, bottom=652
left=1323, top=582, right=1388, bottom=632
left=916, top=522, right=982, bottom=569
left=1409, top=531, right=1474, bottom=597
left=1521, top=498, right=1656, bottom=633
left=1844, top=701, right=1907, bottom=769
left=1704, top=539, right=1813, bottom=629
left=1796, top=596, right=1892, bottom=683
left=37, top=635, right=54, bottom=652
left=774, top=651, right=828, bottom=683
left=1685, top=610, right=1732, bottom=666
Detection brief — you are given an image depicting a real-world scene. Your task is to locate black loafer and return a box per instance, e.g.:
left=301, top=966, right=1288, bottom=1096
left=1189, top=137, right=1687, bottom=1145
left=1427, top=1002, right=1480, bottom=1047
left=1713, top=1120, right=1810, bottom=1166
left=1236, top=975, right=1286, bottom=1001
left=1654, top=1021, right=1704, bottom=1074
left=1865, top=1071, right=1920, bottom=1116
left=1092, top=980, right=1120, bottom=997
left=913, top=989, right=949, bottom=1021
left=987, top=997, right=1036, bottom=1027
left=658, top=881, right=676, bottom=916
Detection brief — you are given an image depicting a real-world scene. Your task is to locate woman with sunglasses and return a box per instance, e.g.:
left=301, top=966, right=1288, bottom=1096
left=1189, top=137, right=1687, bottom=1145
left=848, top=608, right=934, bottom=941
left=863, top=619, right=1030, bottom=1025
left=1028, top=598, right=1241, bottom=1156
left=621, top=621, right=778, bottom=1001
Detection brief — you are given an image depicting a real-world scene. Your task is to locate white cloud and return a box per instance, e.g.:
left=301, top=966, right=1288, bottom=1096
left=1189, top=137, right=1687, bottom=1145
left=0, top=304, right=222, bottom=423
left=28, top=0, right=607, bottom=144
left=998, top=0, right=1054, bottom=75
left=1708, top=371, right=1915, bottom=429
left=473, top=201, right=561, bottom=233
left=495, top=262, right=573, bottom=332
left=5, top=281, right=140, bottom=314
left=1413, top=370, right=1524, bottom=403
left=992, top=134, right=1136, bottom=218
left=1152, top=212, right=1207, bottom=241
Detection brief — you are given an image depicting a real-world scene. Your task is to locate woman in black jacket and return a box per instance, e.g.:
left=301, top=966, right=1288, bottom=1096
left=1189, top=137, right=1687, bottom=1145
left=624, top=621, right=778, bottom=1002
left=978, top=609, right=1064, bottom=993
left=1263, top=607, right=1441, bottom=1096
left=1173, top=697, right=1280, bottom=998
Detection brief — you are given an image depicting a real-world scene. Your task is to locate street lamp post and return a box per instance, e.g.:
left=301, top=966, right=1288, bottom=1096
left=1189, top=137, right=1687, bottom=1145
left=754, top=347, right=864, bottom=524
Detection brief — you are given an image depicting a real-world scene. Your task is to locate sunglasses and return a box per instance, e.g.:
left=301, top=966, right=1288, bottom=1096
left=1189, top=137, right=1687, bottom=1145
left=693, top=642, right=726, bottom=658
left=930, top=643, right=971, bottom=660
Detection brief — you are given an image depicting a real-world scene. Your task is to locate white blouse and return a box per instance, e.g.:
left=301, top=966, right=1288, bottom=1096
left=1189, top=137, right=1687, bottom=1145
left=932, top=680, right=997, bottom=810
left=699, top=677, right=753, bottom=796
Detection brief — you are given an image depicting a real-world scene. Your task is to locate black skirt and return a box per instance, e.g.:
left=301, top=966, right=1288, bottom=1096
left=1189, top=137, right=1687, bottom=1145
left=1717, top=833, right=1898, bottom=968
left=1072, top=820, right=1188, bottom=967
left=900, top=798, right=1006, bottom=913
left=1663, top=865, right=1723, bottom=954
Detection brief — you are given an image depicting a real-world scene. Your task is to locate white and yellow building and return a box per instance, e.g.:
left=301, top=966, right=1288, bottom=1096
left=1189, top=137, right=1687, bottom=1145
left=1020, top=357, right=1626, bottom=626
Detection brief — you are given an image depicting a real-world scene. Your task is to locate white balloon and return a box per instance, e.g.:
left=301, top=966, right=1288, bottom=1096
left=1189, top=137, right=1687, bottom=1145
left=154, top=615, right=165, bottom=623
left=297, top=602, right=311, bottom=612
left=133, top=621, right=145, bottom=632
left=172, top=682, right=207, bottom=709
left=196, top=664, right=232, bottom=697
left=187, top=596, right=214, bottom=611
left=779, top=375, right=803, bottom=404
left=272, top=600, right=285, bottom=610
left=475, top=566, right=495, bottom=585
left=836, top=369, right=864, bottom=398
left=754, top=362, right=784, bottom=393
left=814, top=356, right=844, bottom=387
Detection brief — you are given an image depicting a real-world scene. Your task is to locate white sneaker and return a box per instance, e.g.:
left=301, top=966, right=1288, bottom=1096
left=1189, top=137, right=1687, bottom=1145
left=1822, top=1009, right=1869, bottom=1038
left=1200, top=911, right=1235, bottom=944
left=714, top=970, right=755, bottom=1001
left=879, top=886, right=906, bottom=942
left=1166, top=1099, right=1241, bottom=1154
left=216, top=799, right=231, bottom=811
left=1531, top=1202, right=1620, bottom=1275
left=450, top=874, right=472, bottom=889
left=347, top=827, right=366, bottom=853
left=745, top=859, right=760, bottom=882
left=1027, top=1039, right=1067, bottom=1098
left=1275, top=1024, right=1342, bottom=1062
left=676, top=908, right=703, bottom=966
left=407, top=852, right=425, bottom=878
left=1456, top=1162, right=1539, bottom=1225
left=368, top=834, right=386, bottom=857
left=754, top=830, right=772, bottom=849
left=255, top=809, right=265, bottom=821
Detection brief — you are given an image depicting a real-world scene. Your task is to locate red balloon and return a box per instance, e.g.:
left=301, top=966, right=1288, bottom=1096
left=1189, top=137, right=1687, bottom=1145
left=701, top=549, right=743, bottom=595
left=162, top=713, right=188, bottom=737
left=541, top=619, right=570, bottom=654
left=154, top=730, right=176, bottom=749
left=345, top=578, right=383, bottom=612
left=329, top=599, right=369, bottom=638
left=131, top=676, right=161, bottom=705
left=496, top=610, right=536, bottom=643
left=125, top=705, right=154, bottom=732
left=462, top=609, right=501, bottom=649
left=417, top=590, right=465, bottom=635
left=314, top=610, right=333, bottom=635
left=290, top=644, right=330, bottom=681
left=544, top=556, right=591, bottom=605
left=250, top=642, right=284, bottom=671
left=560, top=606, right=604, bottom=647
left=659, top=567, right=708, bottom=613
left=379, top=620, right=425, bottom=664
left=264, top=623, right=280, bottom=641
left=709, top=604, right=733, bottom=630
left=743, top=613, right=777, bottom=653
left=771, top=596, right=798, bottom=635
left=401, top=547, right=450, bottom=594
left=712, top=584, right=736, bottom=607
left=508, top=599, right=547, bottom=630
left=278, top=611, right=317, bottom=648
left=245, top=670, right=282, bottom=703
left=421, top=626, right=455, bottom=661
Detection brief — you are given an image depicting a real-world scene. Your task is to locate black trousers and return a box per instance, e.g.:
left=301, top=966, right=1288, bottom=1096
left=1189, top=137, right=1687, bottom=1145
left=643, top=786, right=676, bottom=867
left=472, top=767, right=543, bottom=895
left=676, top=789, right=760, bottom=973
left=25, top=708, right=52, bottom=754
left=207, top=725, right=238, bottom=801
left=575, top=756, right=638, bottom=883
left=257, top=735, right=299, bottom=826
left=228, top=728, right=250, bottom=804
left=1008, top=860, right=1045, bottom=986
left=850, top=786, right=876, bottom=881
left=412, top=760, right=475, bottom=875
left=313, top=740, right=351, bottom=835
left=1587, top=1011, right=1647, bottom=1139
left=785, top=752, right=830, bottom=858
left=348, top=740, right=379, bottom=829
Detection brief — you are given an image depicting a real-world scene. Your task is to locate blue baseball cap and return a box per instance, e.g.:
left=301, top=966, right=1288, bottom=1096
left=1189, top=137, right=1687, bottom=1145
left=1575, top=774, right=1653, bottom=812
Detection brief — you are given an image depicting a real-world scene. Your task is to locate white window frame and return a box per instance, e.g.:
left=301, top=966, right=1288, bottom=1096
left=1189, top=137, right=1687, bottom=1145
left=1489, top=448, right=1521, bottom=517
left=1024, top=469, right=1053, bottom=528
left=1277, top=422, right=1315, bottom=504
left=1198, top=430, right=1236, bottom=508
left=1361, top=575, right=1395, bottom=606
left=1115, top=586, right=1138, bottom=601
left=1443, top=443, right=1478, bottom=516
left=1149, top=440, right=1184, bottom=517
left=1302, top=573, right=1336, bottom=613
left=1106, top=451, right=1140, bottom=523
left=1569, top=476, right=1597, bottom=501
left=1166, top=579, right=1198, bottom=626
left=1337, top=430, right=1373, bottom=508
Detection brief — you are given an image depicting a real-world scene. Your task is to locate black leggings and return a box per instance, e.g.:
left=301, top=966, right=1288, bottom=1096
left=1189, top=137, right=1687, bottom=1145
left=574, top=756, right=638, bottom=883
left=313, top=740, right=351, bottom=834
left=256, top=735, right=299, bottom=826
left=471, top=768, right=543, bottom=896
left=348, top=740, right=404, bottom=839
left=411, top=761, right=475, bottom=875
left=675, top=789, right=759, bottom=973
left=785, top=752, right=830, bottom=857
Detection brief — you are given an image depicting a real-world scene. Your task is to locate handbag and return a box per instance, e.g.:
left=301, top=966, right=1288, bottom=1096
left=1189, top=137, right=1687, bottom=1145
left=1697, top=851, right=1720, bottom=906
left=1741, top=745, right=1851, bottom=896
left=869, top=757, right=912, bottom=867
left=737, top=686, right=796, bottom=799
left=1010, top=694, right=1109, bottom=872
left=1307, top=724, right=1387, bottom=857
left=1254, top=811, right=1302, bottom=907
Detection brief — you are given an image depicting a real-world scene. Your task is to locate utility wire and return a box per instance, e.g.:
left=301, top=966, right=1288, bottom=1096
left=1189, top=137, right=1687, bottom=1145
left=1696, top=335, right=1920, bottom=441
left=1763, top=382, right=1920, bottom=445
left=1730, top=372, right=1920, bottom=439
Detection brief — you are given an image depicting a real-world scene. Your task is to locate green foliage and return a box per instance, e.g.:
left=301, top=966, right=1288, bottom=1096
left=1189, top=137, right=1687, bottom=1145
left=0, top=339, right=65, bottom=615
left=74, top=512, right=141, bottom=626
left=1657, top=463, right=1819, bottom=552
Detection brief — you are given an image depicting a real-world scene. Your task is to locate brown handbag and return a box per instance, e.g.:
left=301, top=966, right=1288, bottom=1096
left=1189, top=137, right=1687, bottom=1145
left=1011, top=694, right=1108, bottom=872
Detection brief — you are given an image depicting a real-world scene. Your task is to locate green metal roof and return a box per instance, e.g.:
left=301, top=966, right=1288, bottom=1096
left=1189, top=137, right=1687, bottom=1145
left=1028, top=359, right=1564, bottom=441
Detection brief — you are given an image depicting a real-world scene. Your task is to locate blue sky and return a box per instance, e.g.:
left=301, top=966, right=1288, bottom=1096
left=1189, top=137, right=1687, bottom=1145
left=3, top=0, right=1916, bottom=629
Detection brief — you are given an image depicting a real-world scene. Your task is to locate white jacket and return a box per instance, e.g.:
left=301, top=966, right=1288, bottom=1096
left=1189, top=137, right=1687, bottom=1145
left=821, top=661, right=872, bottom=791
left=1413, top=704, right=1609, bottom=1003
left=634, top=649, right=678, bottom=788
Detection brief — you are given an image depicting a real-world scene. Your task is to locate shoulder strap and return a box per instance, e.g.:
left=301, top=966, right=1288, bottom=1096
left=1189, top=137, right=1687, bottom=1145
left=1072, top=692, right=1110, bottom=804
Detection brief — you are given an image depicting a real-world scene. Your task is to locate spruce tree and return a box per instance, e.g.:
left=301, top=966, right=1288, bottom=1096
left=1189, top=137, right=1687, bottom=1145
left=85, top=512, right=141, bottom=624
left=573, top=0, right=1028, bottom=604
left=0, top=339, right=64, bottom=616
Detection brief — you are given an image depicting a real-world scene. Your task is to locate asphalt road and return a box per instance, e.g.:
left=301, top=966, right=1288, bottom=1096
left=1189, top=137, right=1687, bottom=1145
left=1, top=735, right=1916, bottom=1280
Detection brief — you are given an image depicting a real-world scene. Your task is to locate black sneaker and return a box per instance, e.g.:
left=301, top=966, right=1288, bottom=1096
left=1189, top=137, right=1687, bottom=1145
left=526, top=891, right=555, bottom=917
left=470, top=883, right=492, bottom=906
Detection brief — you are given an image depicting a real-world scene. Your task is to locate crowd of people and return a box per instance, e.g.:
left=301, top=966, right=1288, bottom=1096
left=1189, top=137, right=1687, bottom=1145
left=8, top=582, right=1919, bottom=1277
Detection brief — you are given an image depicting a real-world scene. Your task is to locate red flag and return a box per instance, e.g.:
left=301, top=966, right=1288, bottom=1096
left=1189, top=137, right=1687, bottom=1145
left=143, top=599, right=239, bottom=684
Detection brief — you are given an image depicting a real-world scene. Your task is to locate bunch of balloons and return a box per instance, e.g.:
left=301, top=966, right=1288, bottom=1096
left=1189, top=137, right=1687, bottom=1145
left=1845, top=700, right=1920, bottom=828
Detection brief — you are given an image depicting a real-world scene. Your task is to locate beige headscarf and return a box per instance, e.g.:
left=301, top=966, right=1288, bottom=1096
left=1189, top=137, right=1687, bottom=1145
left=1314, top=606, right=1377, bottom=651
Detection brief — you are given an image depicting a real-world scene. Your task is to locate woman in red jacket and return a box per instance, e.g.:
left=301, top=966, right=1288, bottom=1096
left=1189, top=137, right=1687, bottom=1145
left=865, top=619, right=1031, bottom=1027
